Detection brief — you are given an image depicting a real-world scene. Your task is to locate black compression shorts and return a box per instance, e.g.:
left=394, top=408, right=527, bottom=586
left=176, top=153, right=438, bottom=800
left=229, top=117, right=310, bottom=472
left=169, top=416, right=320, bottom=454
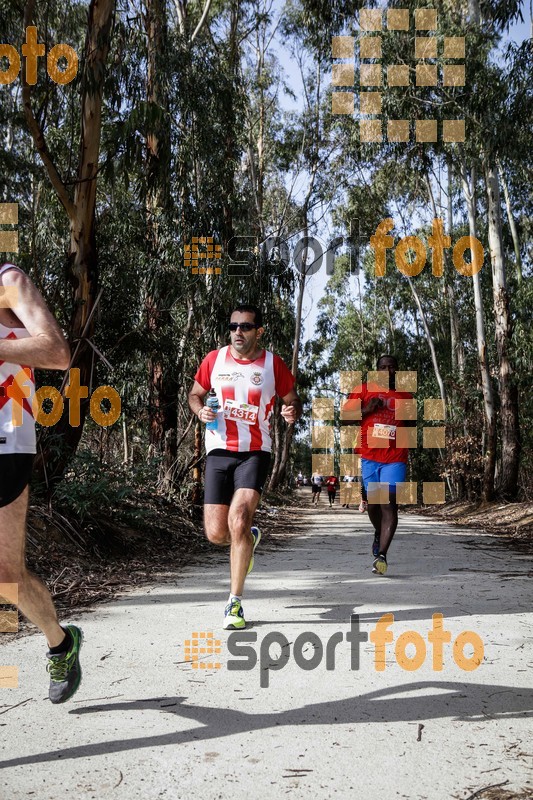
left=204, top=449, right=271, bottom=506
left=0, top=454, right=34, bottom=508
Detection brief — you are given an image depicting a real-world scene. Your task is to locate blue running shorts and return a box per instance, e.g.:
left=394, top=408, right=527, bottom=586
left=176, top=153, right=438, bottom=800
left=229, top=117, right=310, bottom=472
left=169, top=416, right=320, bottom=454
left=361, top=459, right=407, bottom=502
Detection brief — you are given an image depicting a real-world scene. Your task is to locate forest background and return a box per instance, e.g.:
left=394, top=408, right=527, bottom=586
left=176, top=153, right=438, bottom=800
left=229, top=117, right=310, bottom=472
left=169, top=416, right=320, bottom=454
left=0, top=0, right=531, bottom=572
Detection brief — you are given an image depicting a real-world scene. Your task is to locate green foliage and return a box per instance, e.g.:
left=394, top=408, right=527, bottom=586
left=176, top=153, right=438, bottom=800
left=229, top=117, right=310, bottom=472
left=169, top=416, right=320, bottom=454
left=46, top=448, right=152, bottom=525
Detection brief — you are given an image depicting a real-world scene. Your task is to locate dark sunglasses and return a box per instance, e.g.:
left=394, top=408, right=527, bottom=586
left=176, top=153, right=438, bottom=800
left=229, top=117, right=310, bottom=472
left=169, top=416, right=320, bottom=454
left=229, top=322, right=258, bottom=332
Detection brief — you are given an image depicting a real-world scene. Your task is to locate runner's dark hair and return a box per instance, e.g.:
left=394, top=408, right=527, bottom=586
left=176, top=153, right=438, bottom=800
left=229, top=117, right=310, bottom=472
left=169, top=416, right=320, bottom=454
left=232, top=304, right=263, bottom=327
left=377, top=354, right=399, bottom=368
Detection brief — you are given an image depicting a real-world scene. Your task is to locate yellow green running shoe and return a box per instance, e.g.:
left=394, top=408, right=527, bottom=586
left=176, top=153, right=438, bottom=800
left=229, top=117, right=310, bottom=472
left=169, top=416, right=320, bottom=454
left=247, top=526, right=261, bottom=575
left=223, top=598, right=246, bottom=630
left=46, top=624, right=83, bottom=704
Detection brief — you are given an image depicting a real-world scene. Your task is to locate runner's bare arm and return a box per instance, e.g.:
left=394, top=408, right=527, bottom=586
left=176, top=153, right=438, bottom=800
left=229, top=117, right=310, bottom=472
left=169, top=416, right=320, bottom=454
left=188, top=380, right=216, bottom=421
left=0, top=268, right=70, bottom=369
left=280, top=389, right=302, bottom=424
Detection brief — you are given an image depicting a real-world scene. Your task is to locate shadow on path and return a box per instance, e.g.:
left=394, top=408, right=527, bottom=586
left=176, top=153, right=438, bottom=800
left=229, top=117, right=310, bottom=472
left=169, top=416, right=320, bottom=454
left=0, top=681, right=530, bottom=769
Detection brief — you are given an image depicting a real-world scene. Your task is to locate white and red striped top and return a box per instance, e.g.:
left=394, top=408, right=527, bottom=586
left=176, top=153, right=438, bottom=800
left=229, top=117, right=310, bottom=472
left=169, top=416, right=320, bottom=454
left=0, top=264, right=36, bottom=454
left=194, top=346, right=295, bottom=453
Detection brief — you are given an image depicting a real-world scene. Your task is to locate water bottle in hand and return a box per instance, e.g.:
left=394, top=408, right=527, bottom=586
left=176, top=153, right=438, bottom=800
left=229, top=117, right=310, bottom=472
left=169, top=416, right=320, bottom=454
left=206, top=389, right=219, bottom=431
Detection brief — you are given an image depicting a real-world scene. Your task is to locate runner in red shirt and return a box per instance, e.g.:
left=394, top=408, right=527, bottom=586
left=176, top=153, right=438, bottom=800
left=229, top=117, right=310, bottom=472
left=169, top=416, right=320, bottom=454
left=188, top=304, right=302, bottom=629
left=325, top=475, right=339, bottom=507
left=345, top=355, right=415, bottom=575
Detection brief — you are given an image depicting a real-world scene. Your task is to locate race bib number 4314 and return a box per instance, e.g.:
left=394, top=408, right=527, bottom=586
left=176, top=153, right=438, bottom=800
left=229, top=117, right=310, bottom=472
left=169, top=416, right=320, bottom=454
left=223, top=399, right=259, bottom=425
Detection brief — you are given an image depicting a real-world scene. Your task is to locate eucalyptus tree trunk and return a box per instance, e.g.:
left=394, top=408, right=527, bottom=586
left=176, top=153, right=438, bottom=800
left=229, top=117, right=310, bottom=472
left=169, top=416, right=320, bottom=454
left=144, top=0, right=179, bottom=490
left=405, top=276, right=453, bottom=498
left=446, top=158, right=468, bottom=498
left=445, top=158, right=465, bottom=383
left=221, top=0, right=240, bottom=244
left=497, top=160, right=522, bottom=285
left=484, top=163, right=520, bottom=499
left=24, top=0, right=116, bottom=485
left=460, top=162, right=496, bottom=501
left=268, top=61, right=321, bottom=489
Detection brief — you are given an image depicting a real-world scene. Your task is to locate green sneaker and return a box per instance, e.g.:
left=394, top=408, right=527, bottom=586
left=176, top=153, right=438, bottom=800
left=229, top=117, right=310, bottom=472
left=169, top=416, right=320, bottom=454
left=247, top=526, right=261, bottom=576
left=223, top=598, right=246, bottom=630
left=46, top=625, right=83, bottom=704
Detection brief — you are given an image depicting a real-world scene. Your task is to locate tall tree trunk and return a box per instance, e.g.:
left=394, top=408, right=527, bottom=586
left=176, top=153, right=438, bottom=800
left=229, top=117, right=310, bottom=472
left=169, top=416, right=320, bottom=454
left=497, top=160, right=522, bottom=285
left=465, top=0, right=496, bottom=502
left=144, top=0, right=179, bottom=489
left=446, top=157, right=467, bottom=499
left=268, top=59, right=322, bottom=490
left=192, top=421, right=202, bottom=504
left=221, top=0, right=240, bottom=244
left=268, top=247, right=305, bottom=489
left=460, top=162, right=496, bottom=501
left=406, top=278, right=447, bottom=405
left=406, top=276, right=453, bottom=498
left=24, top=0, right=116, bottom=485
left=445, top=157, right=465, bottom=382
left=484, top=162, right=520, bottom=498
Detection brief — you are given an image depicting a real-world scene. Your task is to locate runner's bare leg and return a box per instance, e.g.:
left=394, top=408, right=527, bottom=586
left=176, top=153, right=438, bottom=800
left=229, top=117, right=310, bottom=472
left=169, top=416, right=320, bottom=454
left=204, top=489, right=260, bottom=595
left=367, top=502, right=382, bottom=538
left=204, top=504, right=231, bottom=545
left=227, top=488, right=260, bottom=596
left=0, top=487, right=65, bottom=647
left=377, top=502, right=399, bottom=555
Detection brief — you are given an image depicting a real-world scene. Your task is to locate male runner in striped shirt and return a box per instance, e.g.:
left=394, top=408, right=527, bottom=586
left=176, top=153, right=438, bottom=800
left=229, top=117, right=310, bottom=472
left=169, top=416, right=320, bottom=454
left=0, top=262, right=83, bottom=703
left=188, top=304, right=302, bottom=629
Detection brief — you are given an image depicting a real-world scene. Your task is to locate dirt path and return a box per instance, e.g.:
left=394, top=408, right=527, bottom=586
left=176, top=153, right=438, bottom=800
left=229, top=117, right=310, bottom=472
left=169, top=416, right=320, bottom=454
left=1, top=502, right=531, bottom=799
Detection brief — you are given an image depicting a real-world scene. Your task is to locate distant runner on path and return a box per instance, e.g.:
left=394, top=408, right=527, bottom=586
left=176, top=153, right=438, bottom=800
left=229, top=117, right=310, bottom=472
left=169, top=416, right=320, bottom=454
left=311, top=471, right=323, bottom=505
left=188, top=304, right=302, bottom=629
left=0, top=262, right=83, bottom=704
left=325, top=475, right=339, bottom=507
left=345, top=355, right=415, bottom=575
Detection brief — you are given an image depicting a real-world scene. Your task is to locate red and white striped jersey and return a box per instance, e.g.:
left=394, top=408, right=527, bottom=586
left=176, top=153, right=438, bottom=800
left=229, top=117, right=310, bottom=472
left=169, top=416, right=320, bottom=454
left=194, top=346, right=295, bottom=453
left=0, top=264, right=36, bottom=454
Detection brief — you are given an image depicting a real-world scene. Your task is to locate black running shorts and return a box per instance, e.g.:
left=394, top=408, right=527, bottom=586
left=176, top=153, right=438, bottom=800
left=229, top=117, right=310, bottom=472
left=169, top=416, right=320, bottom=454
left=204, top=449, right=271, bottom=506
left=0, top=454, right=34, bottom=508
